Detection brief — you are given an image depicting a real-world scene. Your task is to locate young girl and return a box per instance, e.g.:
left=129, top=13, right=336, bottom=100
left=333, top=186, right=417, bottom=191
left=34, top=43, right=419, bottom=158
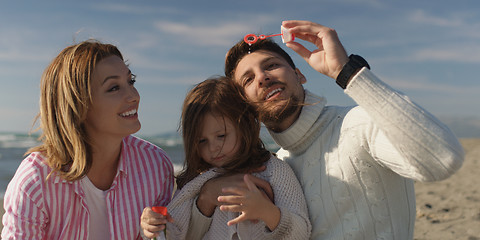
left=142, top=77, right=311, bottom=239
left=1, top=40, right=174, bottom=239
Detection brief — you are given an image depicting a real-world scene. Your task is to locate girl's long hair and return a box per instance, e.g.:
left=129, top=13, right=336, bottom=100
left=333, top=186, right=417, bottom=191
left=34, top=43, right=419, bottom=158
left=28, top=40, right=123, bottom=181
left=176, top=76, right=270, bottom=189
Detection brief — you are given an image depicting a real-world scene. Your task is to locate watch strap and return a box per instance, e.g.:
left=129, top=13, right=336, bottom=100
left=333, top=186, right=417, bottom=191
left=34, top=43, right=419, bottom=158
left=336, top=54, right=370, bottom=89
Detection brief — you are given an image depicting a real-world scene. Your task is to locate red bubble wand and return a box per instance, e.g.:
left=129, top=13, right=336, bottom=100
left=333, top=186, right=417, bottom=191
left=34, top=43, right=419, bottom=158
left=244, top=26, right=295, bottom=45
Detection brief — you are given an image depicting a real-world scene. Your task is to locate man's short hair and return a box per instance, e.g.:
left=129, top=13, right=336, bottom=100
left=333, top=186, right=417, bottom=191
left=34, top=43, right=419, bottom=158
left=224, top=38, right=296, bottom=79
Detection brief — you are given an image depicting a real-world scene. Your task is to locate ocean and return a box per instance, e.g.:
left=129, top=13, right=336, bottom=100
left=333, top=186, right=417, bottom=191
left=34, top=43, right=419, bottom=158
left=0, top=131, right=280, bottom=199
left=0, top=133, right=186, bottom=199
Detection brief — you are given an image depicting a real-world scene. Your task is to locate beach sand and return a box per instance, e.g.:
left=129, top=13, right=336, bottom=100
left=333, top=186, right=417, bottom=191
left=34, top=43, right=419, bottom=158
left=1, top=139, right=479, bottom=238
left=414, top=138, right=480, bottom=239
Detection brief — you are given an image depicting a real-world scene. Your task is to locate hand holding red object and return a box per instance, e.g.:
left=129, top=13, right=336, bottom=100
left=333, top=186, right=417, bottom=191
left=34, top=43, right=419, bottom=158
left=152, top=206, right=168, bottom=216
left=149, top=206, right=171, bottom=240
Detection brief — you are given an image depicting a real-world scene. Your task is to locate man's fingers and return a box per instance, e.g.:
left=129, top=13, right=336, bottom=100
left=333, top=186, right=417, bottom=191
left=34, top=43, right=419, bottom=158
left=218, top=195, right=244, bottom=204
left=227, top=214, right=248, bottom=226
left=243, top=174, right=258, bottom=192
left=246, top=174, right=274, bottom=202
left=219, top=204, right=243, bottom=213
left=285, top=41, right=313, bottom=61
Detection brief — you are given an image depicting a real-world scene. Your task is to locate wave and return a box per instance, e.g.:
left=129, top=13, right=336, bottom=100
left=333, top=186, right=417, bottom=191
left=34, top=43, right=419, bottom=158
left=0, top=133, right=39, bottom=149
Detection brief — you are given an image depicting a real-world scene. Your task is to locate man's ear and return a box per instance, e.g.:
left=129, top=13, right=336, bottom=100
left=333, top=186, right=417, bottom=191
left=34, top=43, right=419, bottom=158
left=295, top=68, right=307, bottom=84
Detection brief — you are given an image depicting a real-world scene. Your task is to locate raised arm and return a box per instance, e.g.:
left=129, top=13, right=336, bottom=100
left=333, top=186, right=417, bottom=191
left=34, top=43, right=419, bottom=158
left=283, top=20, right=464, bottom=181
left=345, top=69, right=464, bottom=181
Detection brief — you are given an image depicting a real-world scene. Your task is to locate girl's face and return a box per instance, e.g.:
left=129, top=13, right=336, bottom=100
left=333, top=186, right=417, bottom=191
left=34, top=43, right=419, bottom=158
left=199, top=112, right=240, bottom=168
left=84, top=55, right=141, bottom=141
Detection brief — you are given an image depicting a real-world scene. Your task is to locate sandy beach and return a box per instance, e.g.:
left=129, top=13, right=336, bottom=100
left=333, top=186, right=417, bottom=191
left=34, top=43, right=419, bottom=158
left=414, top=138, right=480, bottom=239
left=1, top=139, right=479, bottom=238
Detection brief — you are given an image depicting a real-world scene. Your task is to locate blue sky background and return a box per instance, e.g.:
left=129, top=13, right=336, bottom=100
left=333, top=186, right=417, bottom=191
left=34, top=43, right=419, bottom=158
left=1, top=0, right=479, bottom=137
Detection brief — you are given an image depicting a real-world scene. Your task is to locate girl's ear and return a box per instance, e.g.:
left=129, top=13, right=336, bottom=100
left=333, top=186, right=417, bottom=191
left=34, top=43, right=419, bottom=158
left=295, top=68, right=307, bottom=84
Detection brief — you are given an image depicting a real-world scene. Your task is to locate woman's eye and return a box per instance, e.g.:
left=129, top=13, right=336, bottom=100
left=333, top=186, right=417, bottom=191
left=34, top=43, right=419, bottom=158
left=108, top=85, right=119, bottom=92
left=199, top=139, right=206, bottom=144
left=218, top=134, right=225, bottom=139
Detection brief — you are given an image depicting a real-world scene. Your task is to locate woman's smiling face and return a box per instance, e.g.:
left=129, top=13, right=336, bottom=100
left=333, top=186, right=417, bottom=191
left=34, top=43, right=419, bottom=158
left=84, top=55, right=141, bottom=140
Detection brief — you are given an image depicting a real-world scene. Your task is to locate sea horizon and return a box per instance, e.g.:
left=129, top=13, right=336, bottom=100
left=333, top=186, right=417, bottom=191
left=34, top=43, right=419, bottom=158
left=0, top=132, right=188, bottom=199
left=0, top=130, right=280, bottom=199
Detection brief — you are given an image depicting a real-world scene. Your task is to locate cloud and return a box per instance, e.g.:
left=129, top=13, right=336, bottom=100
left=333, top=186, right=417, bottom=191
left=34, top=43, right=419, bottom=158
left=153, top=15, right=277, bottom=47
left=386, top=76, right=479, bottom=95
left=0, top=27, right=55, bottom=63
left=410, top=45, right=480, bottom=63
left=408, top=9, right=464, bottom=27
left=331, top=0, right=386, bottom=8
left=153, top=20, right=248, bottom=47
left=90, top=3, right=180, bottom=15
left=406, top=9, right=480, bottom=39
left=0, top=52, right=48, bottom=63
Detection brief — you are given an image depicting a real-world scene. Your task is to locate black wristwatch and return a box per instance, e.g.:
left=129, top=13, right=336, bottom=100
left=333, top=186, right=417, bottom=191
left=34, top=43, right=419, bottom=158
left=335, top=54, right=370, bottom=89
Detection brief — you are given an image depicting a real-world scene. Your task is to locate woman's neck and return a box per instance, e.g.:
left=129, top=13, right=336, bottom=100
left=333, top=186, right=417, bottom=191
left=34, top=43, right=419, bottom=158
left=87, top=136, right=123, bottom=191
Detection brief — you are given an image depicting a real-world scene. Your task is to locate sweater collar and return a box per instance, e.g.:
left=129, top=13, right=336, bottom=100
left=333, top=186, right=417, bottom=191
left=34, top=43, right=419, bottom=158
left=268, top=90, right=327, bottom=154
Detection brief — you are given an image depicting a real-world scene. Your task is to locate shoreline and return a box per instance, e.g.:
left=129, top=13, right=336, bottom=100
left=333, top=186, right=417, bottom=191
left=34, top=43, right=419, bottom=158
left=1, top=139, right=479, bottom=238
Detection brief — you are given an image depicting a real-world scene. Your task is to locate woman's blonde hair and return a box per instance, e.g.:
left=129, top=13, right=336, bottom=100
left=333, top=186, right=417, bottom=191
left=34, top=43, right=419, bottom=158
left=28, top=40, right=123, bottom=181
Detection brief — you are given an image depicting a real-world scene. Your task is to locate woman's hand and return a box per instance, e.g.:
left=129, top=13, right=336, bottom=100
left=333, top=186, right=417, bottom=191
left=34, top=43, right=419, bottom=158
left=140, top=207, right=174, bottom=238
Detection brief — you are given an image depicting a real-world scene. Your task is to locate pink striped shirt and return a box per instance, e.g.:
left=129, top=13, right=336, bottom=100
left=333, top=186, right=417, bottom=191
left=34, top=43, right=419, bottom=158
left=2, top=135, right=174, bottom=240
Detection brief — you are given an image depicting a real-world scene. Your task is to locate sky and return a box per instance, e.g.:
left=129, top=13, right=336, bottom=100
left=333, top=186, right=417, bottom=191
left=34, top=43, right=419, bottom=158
left=1, top=0, right=479, bottom=137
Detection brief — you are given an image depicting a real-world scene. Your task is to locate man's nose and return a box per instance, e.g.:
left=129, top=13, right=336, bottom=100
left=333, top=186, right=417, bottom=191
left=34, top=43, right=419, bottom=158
left=257, top=71, right=271, bottom=87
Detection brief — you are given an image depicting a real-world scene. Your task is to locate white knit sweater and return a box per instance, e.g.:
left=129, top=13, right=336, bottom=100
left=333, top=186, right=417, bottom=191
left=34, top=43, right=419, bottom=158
left=167, top=155, right=311, bottom=240
left=270, top=68, right=465, bottom=239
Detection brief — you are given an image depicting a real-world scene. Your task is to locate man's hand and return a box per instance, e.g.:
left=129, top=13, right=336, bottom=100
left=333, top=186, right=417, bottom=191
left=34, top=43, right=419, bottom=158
left=196, top=166, right=273, bottom=217
left=218, top=174, right=281, bottom=231
left=282, top=20, right=349, bottom=80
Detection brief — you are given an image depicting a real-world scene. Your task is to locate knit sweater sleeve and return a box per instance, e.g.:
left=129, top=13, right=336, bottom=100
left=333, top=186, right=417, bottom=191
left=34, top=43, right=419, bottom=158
left=252, top=156, right=312, bottom=239
left=184, top=196, right=213, bottom=240
left=165, top=169, right=218, bottom=239
left=344, top=68, right=465, bottom=181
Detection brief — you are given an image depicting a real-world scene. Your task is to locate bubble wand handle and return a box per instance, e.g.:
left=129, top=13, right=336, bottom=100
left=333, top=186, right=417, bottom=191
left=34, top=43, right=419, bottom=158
left=151, top=206, right=168, bottom=240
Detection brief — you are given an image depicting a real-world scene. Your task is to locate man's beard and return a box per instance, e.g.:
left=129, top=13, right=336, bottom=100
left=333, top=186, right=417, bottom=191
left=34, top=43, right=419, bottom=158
left=255, top=94, right=301, bottom=127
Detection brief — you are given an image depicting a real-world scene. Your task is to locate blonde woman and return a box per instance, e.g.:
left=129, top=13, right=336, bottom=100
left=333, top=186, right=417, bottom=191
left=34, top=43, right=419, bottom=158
left=1, top=40, right=174, bottom=239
